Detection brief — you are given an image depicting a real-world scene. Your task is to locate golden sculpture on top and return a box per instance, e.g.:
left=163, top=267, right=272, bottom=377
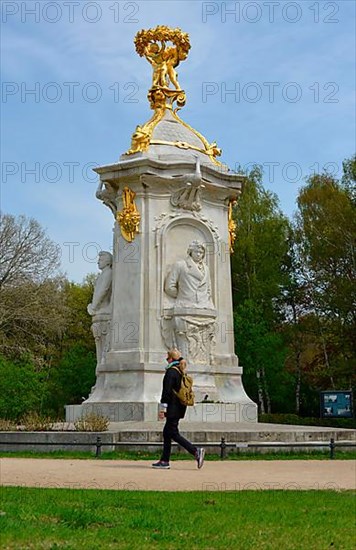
left=135, top=26, right=190, bottom=108
left=125, top=26, right=222, bottom=166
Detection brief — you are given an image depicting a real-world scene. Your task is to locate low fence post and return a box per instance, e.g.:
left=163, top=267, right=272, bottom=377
left=220, top=437, right=226, bottom=460
left=95, top=436, right=102, bottom=458
left=329, top=438, right=335, bottom=460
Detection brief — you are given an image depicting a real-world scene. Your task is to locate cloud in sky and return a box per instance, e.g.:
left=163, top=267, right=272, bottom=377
left=1, top=0, right=355, bottom=281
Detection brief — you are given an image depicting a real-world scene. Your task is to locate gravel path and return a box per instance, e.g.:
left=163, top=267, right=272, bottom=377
left=1, top=458, right=355, bottom=491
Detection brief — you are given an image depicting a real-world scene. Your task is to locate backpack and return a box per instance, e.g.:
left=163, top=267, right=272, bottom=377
left=172, top=366, right=195, bottom=406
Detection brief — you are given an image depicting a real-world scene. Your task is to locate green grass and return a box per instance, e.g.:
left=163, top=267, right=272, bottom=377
left=0, top=449, right=356, bottom=460
left=0, top=487, right=355, bottom=549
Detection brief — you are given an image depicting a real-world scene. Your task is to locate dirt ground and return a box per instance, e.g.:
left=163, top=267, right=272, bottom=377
left=1, top=458, right=355, bottom=491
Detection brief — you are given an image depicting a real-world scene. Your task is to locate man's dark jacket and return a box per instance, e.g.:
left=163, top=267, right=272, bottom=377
left=160, top=363, right=187, bottom=419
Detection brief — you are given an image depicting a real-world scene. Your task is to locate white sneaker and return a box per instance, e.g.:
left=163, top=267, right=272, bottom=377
left=195, top=448, right=205, bottom=469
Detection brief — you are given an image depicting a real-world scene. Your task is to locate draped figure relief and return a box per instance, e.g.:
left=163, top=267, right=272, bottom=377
left=162, top=240, right=217, bottom=364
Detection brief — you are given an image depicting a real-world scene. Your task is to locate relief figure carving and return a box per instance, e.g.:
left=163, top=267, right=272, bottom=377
left=162, top=240, right=216, bottom=364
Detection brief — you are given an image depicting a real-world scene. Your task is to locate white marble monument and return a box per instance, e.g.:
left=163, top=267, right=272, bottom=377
left=65, top=26, right=257, bottom=423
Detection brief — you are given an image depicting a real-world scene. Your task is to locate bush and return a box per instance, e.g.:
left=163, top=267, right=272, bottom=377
left=20, top=411, right=52, bottom=431
left=0, top=418, right=17, bottom=431
left=0, top=355, right=47, bottom=420
left=74, top=413, right=109, bottom=432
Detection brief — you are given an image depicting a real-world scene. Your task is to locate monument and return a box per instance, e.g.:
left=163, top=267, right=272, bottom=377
left=66, top=26, right=257, bottom=423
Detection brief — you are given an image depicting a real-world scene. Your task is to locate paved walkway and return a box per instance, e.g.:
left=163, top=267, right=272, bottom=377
left=1, top=458, right=355, bottom=491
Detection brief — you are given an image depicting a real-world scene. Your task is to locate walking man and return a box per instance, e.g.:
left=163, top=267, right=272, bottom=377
left=152, top=348, right=205, bottom=470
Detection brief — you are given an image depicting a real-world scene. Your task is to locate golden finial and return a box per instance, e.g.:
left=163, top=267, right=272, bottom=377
left=135, top=25, right=190, bottom=110
left=124, top=26, right=223, bottom=166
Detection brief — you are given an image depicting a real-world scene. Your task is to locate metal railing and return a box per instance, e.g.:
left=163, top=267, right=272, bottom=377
left=0, top=436, right=355, bottom=459
left=218, top=437, right=356, bottom=460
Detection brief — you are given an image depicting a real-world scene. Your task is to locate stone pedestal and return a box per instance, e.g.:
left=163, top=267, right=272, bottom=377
left=65, top=401, right=257, bottom=423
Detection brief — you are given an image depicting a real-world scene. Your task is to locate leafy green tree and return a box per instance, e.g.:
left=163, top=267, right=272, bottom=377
left=0, top=355, right=48, bottom=420
left=234, top=301, right=292, bottom=413
left=281, top=227, right=316, bottom=414
left=0, top=213, right=97, bottom=418
left=45, top=345, right=96, bottom=416
left=231, top=167, right=291, bottom=413
left=294, top=159, right=356, bottom=392
left=61, top=276, right=95, bottom=352
left=232, top=168, right=290, bottom=319
left=41, top=276, right=97, bottom=417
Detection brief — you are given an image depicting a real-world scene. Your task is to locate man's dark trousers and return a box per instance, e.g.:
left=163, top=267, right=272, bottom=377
left=161, top=417, right=197, bottom=462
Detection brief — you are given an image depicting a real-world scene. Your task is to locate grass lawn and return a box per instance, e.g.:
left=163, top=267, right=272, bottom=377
left=0, top=487, right=355, bottom=549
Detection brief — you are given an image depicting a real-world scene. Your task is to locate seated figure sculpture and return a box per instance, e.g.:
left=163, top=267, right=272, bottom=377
left=164, top=240, right=214, bottom=310
left=163, top=241, right=216, bottom=364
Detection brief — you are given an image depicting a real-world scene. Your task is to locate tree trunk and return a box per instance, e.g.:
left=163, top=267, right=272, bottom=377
left=317, top=318, right=335, bottom=389
left=295, top=349, right=301, bottom=415
left=261, top=366, right=271, bottom=413
left=256, top=369, right=265, bottom=414
left=290, top=300, right=302, bottom=415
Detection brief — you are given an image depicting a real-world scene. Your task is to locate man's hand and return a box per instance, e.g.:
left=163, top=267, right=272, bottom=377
left=158, top=410, right=166, bottom=420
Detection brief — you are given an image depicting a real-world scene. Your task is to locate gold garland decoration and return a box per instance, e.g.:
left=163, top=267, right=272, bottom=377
left=134, top=26, right=191, bottom=59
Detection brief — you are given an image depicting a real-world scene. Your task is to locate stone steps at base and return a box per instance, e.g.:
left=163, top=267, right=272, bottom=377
left=0, top=423, right=355, bottom=453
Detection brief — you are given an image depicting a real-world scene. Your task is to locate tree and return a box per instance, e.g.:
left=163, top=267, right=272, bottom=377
left=0, top=213, right=98, bottom=417
left=289, top=157, right=356, bottom=397
left=341, top=154, right=356, bottom=203
left=45, top=344, right=96, bottom=416
left=278, top=227, right=308, bottom=414
left=0, top=355, right=47, bottom=420
left=231, top=167, right=291, bottom=413
left=234, top=300, right=292, bottom=413
left=0, top=213, right=60, bottom=287
left=61, top=275, right=96, bottom=352
left=0, top=213, right=67, bottom=363
left=43, top=276, right=97, bottom=416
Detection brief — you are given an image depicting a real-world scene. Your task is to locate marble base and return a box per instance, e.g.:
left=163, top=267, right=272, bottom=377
left=185, top=402, right=257, bottom=423
left=65, top=401, right=257, bottom=423
left=65, top=402, right=158, bottom=423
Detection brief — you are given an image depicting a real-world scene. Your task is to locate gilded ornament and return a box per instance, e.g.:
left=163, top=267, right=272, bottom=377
left=170, top=110, right=223, bottom=166
left=124, top=26, right=223, bottom=166
left=126, top=125, right=151, bottom=155
left=228, top=199, right=238, bottom=253
left=205, top=141, right=222, bottom=159
left=135, top=26, right=190, bottom=93
left=117, top=187, right=141, bottom=242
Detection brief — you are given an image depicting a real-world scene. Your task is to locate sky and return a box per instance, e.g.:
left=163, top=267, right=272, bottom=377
left=1, top=0, right=355, bottom=282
